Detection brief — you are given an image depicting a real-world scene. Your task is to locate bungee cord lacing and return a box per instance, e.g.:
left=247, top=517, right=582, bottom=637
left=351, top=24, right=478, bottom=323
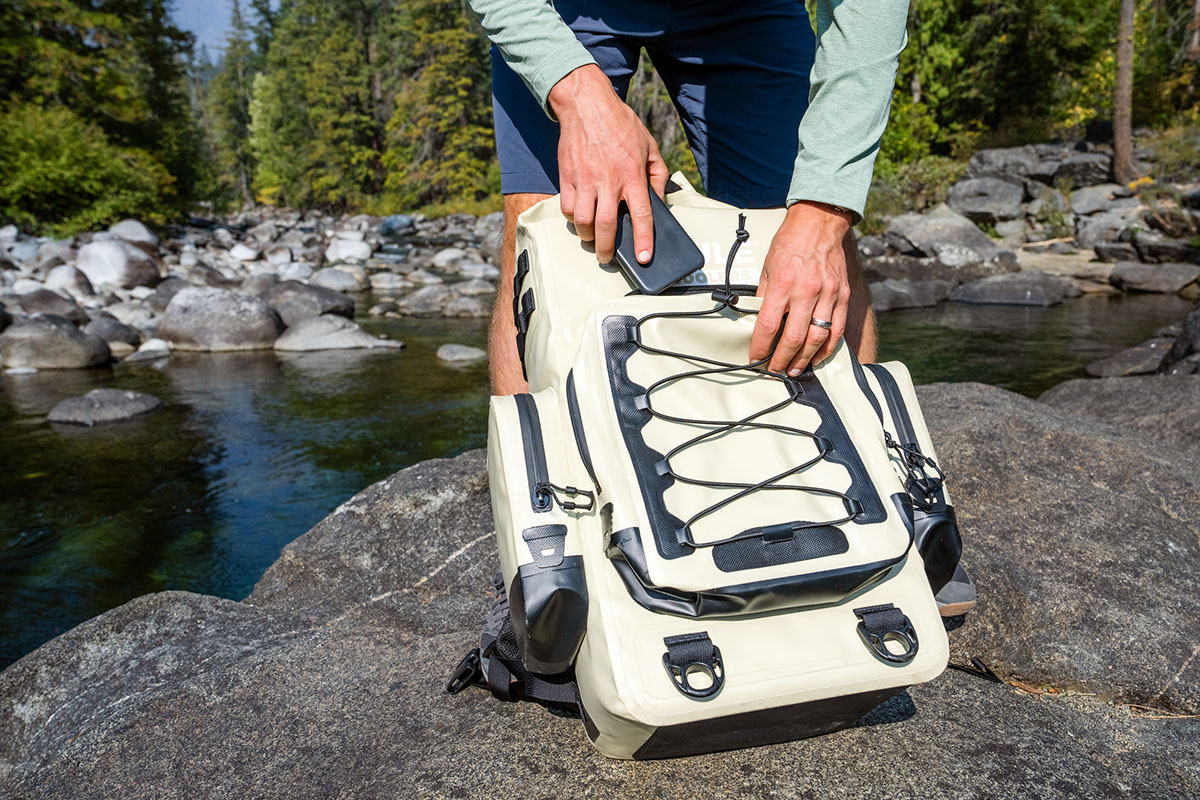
left=627, top=214, right=862, bottom=550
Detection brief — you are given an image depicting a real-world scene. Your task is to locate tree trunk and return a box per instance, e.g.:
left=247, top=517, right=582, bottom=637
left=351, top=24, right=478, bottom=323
left=1188, top=0, right=1200, bottom=61
left=1113, top=0, right=1135, bottom=186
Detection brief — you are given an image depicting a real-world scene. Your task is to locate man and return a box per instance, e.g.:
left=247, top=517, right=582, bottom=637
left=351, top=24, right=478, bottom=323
left=469, top=0, right=908, bottom=396
left=470, top=0, right=975, bottom=615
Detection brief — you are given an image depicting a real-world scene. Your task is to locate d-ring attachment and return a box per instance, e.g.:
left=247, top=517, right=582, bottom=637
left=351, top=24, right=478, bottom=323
left=854, top=604, right=919, bottom=665
left=662, top=632, right=725, bottom=699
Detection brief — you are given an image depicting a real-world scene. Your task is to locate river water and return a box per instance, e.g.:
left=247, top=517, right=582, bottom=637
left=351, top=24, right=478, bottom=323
left=0, top=292, right=1191, bottom=667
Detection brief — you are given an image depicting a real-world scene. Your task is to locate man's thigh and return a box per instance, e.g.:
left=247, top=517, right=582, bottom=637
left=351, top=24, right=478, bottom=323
left=650, top=0, right=816, bottom=208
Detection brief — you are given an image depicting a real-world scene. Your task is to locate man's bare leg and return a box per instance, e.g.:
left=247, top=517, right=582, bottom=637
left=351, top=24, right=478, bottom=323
left=490, top=192, right=553, bottom=395
left=843, top=231, right=877, bottom=363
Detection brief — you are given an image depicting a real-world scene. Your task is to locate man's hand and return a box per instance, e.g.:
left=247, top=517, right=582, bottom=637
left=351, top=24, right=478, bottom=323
left=548, top=65, right=670, bottom=264
left=750, top=201, right=855, bottom=376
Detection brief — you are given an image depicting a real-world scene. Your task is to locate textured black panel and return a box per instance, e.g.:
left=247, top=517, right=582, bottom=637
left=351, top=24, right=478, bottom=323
left=631, top=686, right=905, bottom=760
left=712, top=526, right=849, bottom=573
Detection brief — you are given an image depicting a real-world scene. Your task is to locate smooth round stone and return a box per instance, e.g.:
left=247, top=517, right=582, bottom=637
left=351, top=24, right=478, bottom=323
left=157, top=287, right=283, bottom=352
left=457, top=262, right=499, bottom=280
left=436, top=343, right=487, bottom=363
left=406, top=269, right=443, bottom=285
left=273, top=315, right=403, bottom=352
left=48, top=388, right=163, bottom=426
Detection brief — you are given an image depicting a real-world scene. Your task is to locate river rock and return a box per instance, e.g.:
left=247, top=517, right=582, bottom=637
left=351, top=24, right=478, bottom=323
left=273, top=315, right=403, bottom=352
left=406, top=268, right=444, bottom=285
left=158, top=288, right=283, bottom=352
left=950, top=271, right=1067, bottom=306
left=431, top=247, right=468, bottom=269
left=47, top=388, right=163, bottom=426
left=261, top=280, right=354, bottom=327
left=103, top=301, right=157, bottom=330
left=1040, top=375, right=1200, bottom=456
left=1161, top=306, right=1200, bottom=373
left=1085, top=338, right=1174, bottom=377
left=83, top=316, right=141, bottom=348
left=457, top=262, right=500, bottom=280
left=455, top=278, right=496, bottom=296
left=1068, top=184, right=1125, bottom=216
left=398, top=285, right=455, bottom=317
left=963, top=145, right=1039, bottom=181
left=124, top=338, right=171, bottom=363
left=309, top=266, right=368, bottom=293
left=869, top=279, right=954, bottom=311
left=1132, top=230, right=1200, bottom=265
left=228, top=243, right=260, bottom=262
left=436, top=343, right=487, bottom=363
left=0, top=224, right=17, bottom=240
left=0, top=305, right=10, bottom=334
left=263, top=245, right=293, bottom=266
left=1074, top=207, right=1142, bottom=249
left=861, top=255, right=1011, bottom=286
left=918, top=382, right=1200, bottom=715
left=246, top=221, right=278, bottom=244
left=29, top=240, right=74, bottom=276
left=1054, top=153, right=1111, bottom=187
left=279, top=262, right=314, bottom=281
left=368, top=272, right=412, bottom=291
left=75, top=240, right=160, bottom=290
left=106, top=220, right=158, bottom=254
left=885, top=204, right=1014, bottom=270
left=947, top=177, right=1024, bottom=223
left=443, top=295, right=491, bottom=318
left=16, top=289, right=87, bottom=325
left=144, top=277, right=190, bottom=313
left=1109, top=261, right=1200, bottom=294
left=3, top=436, right=1199, bottom=798
left=378, top=214, right=416, bottom=237
left=1092, top=241, right=1139, bottom=262
left=0, top=314, right=110, bottom=369
left=43, top=265, right=94, bottom=299
left=324, top=238, right=373, bottom=263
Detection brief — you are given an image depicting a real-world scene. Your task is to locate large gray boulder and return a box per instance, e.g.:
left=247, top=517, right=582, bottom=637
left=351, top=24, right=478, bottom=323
left=964, top=145, right=1039, bottom=181
left=1074, top=207, right=1142, bottom=249
left=868, top=278, right=954, bottom=312
left=1039, top=375, right=1200, bottom=456
left=2, top=438, right=1200, bottom=798
left=158, top=288, right=283, bottom=352
left=947, top=177, right=1024, bottom=223
left=261, top=280, right=355, bottom=327
left=1084, top=337, right=1175, bottom=377
left=43, top=265, right=94, bottom=299
left=398, top=284, right=456, bottom=317
left=106, top=219, right=158, bottom=254
left=15, top=289, right=87, bottom=325
left=860, top=254, right=1013, bottom=285
left=1054, top=153, right=1112, bottom=187
left=1109, top=261, right=1200, bottom=295
left=0, top=314, right=110, bottom=369
left=886, top=204, right=1015, bottom=270
left=950, top=271, right=1067, bottom=306
left=47, top=388, right=163, bottom=426
left=0, top=304, right=10, bottom=334
left=82, top=316, right=140, bottom=348
left=921, top=382, right=1200, bottom=714
left=1133, top=230, right=1200, bottom=265
left=310, top=266, right=369, bottom=293
left=273, top=315, right=403, bottom=352
left=75, top=240, right=160, bottom=290
left=1069, top=184, right=1130, bottom=216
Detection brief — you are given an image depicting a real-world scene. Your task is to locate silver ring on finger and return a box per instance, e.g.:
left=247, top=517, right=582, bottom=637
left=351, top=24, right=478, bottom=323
left=810, top=317, right=834, bottom=330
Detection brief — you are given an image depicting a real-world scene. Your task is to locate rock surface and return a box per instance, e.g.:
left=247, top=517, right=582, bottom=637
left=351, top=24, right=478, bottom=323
left=436, top=343, right=487, bottom=363
left=74, top=240, right=160, bottom=290
left=869, top=278, right=954, bottom=311
left=47, top=388, right=164, bottom=426
left=950, top=271, right=1067, bottom=306
left=273, top=315, right=403, bottom=352
left=947, top=177, right=1024, bottom=222
left=1109, top=261, right=1200, bottom=295
left=15, top=289, right=87, bottom=324
left=5, top=380, right=1200, bottom=798
left=1039, top=375, right=1200, bottom=456
left=260, top=280, right=355, bottom=327
left=0, top=315, right=111, bottom=369
left=158, top=288, right=283, bottom=352
left=886, top=204, right=1014, bottom=269
left=1084, top=338, right=1174, bottom=377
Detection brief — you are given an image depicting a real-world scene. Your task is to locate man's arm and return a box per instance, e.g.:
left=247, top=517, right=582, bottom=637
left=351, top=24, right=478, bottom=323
left=469, top=0, right=669, bottom=263
left=751, top=0, right=909, bottom=376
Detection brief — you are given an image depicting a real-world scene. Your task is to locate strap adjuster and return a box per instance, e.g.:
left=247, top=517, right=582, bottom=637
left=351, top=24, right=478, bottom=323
left=662, top=632, right=724, bottom=699
left=446, top=648, right=483, bottom=694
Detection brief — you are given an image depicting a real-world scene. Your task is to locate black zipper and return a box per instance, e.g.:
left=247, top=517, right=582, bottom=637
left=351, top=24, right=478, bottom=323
left=864, top=364, right=918, bottom=446
left=863, top=364, right=946, bottom=509
left=513, top=394, right=552, bottom=512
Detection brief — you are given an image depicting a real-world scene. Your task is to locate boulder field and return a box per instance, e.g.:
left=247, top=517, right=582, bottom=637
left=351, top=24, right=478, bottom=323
left=2, top=379, right=1198, bottom=798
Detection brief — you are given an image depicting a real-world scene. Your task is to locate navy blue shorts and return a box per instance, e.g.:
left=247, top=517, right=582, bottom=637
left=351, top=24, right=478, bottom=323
left=490, top=0, right=816, bottom=208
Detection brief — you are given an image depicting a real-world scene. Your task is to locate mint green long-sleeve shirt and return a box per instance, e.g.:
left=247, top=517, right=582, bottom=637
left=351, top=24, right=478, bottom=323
left=469, top=0, right=909, bottom=220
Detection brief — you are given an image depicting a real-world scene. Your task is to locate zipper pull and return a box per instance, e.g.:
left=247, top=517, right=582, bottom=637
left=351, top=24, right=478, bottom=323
left=534, top=481, right=595, bottom=512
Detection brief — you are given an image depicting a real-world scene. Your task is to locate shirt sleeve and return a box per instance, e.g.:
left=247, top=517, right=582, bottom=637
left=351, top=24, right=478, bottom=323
left=787, top=0, right=910, bottom=221
left=468, top=0, right=597, bottom=118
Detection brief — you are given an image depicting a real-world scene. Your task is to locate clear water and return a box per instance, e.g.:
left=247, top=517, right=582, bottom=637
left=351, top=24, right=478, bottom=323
left=0, top=292, right=1191, bottom=667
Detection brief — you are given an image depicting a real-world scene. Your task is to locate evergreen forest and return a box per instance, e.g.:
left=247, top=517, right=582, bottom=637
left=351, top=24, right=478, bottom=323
left=2, top=0, right=1198, bottom=235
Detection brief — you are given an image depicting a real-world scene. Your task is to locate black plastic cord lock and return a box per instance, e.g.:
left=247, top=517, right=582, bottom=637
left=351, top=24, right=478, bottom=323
left=662, top=632, right=724, bottom=699
left=534, top=482, right=595, bottom=512
left=854, top=604, right=919, bottom=665
left=446, top=648, right=483, bottom=694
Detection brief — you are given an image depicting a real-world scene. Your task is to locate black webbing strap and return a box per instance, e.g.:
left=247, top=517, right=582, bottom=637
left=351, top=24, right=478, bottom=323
left=853, top=603, right=919, bottom=664
left=662, top=632, right=724, bottom=698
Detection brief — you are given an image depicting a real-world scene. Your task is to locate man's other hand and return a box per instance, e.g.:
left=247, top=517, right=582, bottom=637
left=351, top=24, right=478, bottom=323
left=750, top=201, right=855, bottom=375
left=548, top=65, right=670, bottom=264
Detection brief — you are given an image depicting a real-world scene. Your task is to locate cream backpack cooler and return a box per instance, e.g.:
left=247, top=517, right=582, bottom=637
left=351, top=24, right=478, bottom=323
left=447, top=177, right=964, bottom=760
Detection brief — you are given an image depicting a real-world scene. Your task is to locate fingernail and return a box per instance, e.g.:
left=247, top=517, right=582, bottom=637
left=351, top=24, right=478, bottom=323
left=788, top=368, right=801, bottom=377
left=638, top=250, right=651, bottom=263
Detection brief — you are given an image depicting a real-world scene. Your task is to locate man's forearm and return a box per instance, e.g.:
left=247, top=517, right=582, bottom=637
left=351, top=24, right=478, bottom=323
left=787, top=0, right=910, bottom=220
left=468, top=0, right=596, bottom=117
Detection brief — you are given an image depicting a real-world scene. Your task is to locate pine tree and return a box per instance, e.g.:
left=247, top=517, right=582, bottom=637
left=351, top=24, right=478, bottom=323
left=208, top=0, right=261, bottom=207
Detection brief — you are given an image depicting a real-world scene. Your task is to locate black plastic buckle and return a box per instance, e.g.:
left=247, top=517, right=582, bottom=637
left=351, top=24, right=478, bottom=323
left=446, top=648, right=483, bottom=694
left=662, top=633, right=724, bottom=699
left=854, top=604, right=919, bottom=665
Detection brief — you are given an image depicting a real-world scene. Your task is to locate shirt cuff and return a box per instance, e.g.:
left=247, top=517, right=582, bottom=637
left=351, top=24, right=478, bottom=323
left=786, top=170, right=872, bottom=225
left=526, top=46, right=598, bottom=119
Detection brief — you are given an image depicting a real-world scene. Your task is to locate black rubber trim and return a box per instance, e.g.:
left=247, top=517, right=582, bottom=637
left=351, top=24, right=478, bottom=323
left=604, top=502, right=910, bottom=618
left=565, top=371, right=602, bottom=495
left=522, top=524, right=567, bottom=568
left=851, top=355, right=885, bottom=427
left=513, top=394, right=550, bottom=513
left=863, top=364, right=918, bottom=446
left=631, top=685, right=904, bottom=760
left=512, top=249, right=530, bottom=320
left=712, top=526, right=848, bottom=573
left=510, top=557, right=587, bottom=675
left=515, top=288, right=535, bottom=380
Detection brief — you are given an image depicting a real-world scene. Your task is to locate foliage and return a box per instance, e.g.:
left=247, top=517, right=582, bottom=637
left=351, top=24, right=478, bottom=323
left=0, top=103, right=174, bottom=236
left=382, top=0, right=497, bottom=209
left=206, top=0, right=261, bottom=207
left=861, top=155, right=967, bottom=231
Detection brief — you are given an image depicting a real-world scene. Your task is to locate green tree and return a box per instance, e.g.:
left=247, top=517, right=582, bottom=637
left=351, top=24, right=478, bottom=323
left=208, top=0, right=261, bottom=207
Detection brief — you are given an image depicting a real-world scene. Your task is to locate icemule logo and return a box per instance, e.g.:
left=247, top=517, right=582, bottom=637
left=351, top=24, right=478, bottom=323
left=677, top=238, right=761, bottom=286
